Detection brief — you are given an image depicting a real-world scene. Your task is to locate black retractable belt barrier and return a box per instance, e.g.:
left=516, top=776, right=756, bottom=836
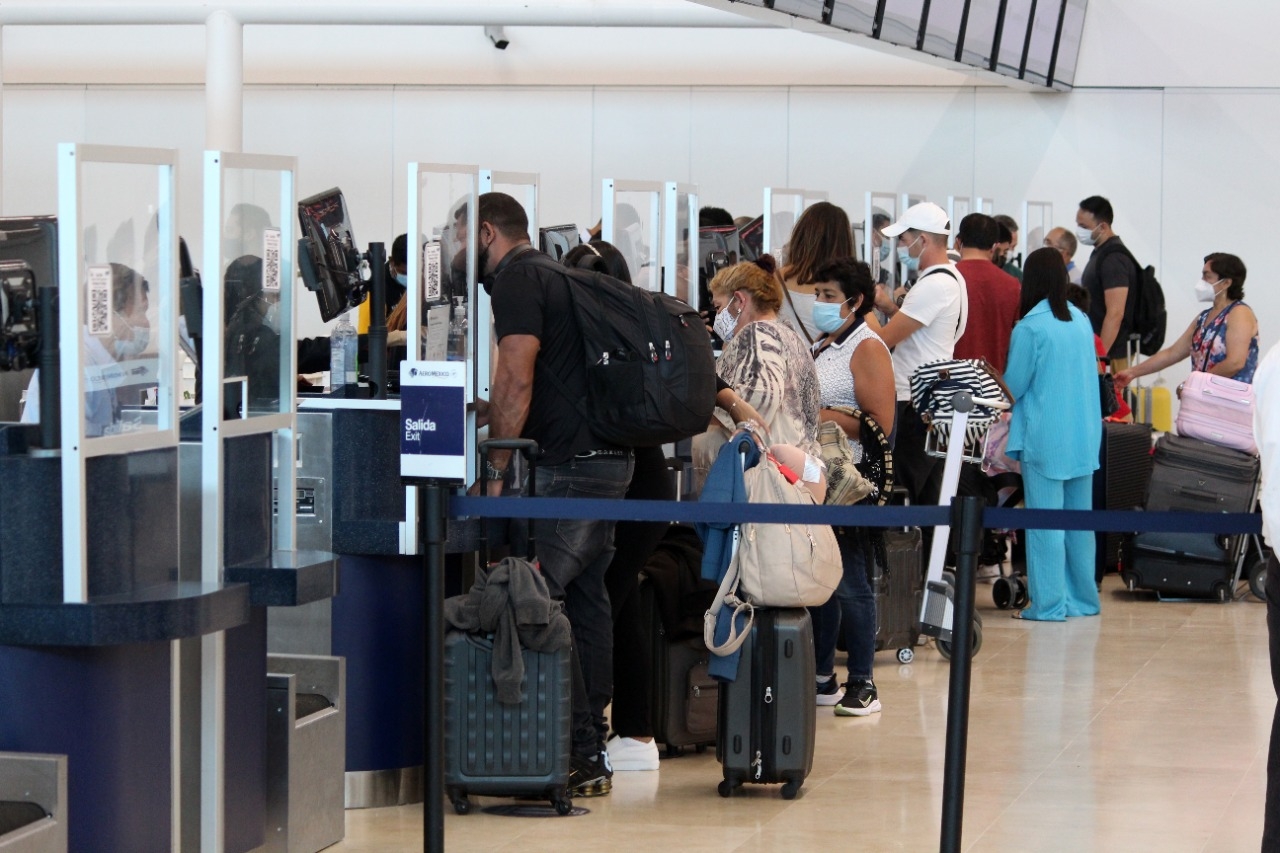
left=421, top=480, right=450, bottom=853
left=940, top=496, right=984, bottom=853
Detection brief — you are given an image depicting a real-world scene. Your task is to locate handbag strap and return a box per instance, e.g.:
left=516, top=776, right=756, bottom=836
left=703, top=527, right=755, bottom=656
left=777, top=270, right=815, bottom=345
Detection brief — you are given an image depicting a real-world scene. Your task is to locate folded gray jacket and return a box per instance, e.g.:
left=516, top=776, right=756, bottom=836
left=443, top=556, right=572, bottom=704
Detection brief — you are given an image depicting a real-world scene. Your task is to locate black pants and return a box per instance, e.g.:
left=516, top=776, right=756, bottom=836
left=603, top=447, right=675, bottom=740
left=1265, top=552, right=1280, bottom=852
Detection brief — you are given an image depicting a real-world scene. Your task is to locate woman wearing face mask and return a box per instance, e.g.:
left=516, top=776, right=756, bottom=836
left=806, top=257, right=896, bottom=716
left=692, top=256, right=822, bottom=492
left=776, top=202, right=874, bottom=343
left=1115, top=253, right=1259, bottom=389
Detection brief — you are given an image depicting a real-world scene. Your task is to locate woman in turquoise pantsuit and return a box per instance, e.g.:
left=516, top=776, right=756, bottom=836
left=1003, top=248, right=1103, bottom=621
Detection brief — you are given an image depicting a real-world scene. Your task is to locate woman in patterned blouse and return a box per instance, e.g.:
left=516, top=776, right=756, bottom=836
left=1116, top=252, right=1259, bottom=389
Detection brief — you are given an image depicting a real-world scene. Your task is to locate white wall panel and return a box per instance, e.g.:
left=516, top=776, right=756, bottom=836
left=2, top=87, right=86, bottom=216
left=689, top=88, right=789, bottom=220
left=1162, top=91, right=1280, bottom=359
left=787, top=87, right=978, bottom=217
left=590, top=89, right=694, bottom=225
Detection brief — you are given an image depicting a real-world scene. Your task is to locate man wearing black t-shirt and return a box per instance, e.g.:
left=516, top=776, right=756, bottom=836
left=1077, top=195, right=1138, bottom=365
left=479, top=192, right=634, bottom=797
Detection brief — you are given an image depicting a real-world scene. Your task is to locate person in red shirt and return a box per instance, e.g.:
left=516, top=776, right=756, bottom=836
left=953, top=213, right=1021, bottom=374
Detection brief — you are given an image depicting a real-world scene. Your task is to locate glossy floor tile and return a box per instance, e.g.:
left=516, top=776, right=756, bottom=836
left=332, top=576, right=1275, bottom=852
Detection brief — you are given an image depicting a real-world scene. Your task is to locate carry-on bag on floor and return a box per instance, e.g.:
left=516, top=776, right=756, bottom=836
left=875, top=527, right=924, bottom=664
left=1094, top=422, right=1153, bottom=578
left=443, top=439, right=573, bottom=815
left=1124, top=434, right=1260, bottom=600
left=716, top=608, right=816, bottom=800
left=638, top=526, right=719, bottom=754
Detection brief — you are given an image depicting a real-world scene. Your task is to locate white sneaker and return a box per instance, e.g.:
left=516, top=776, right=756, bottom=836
left=606, top=736, right=660, bottom=771
left=816, top=676, right=845, bottom=706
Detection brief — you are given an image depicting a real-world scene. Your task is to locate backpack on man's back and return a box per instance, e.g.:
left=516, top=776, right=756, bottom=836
left=527, top=254, right=718, bottom=447
left=1111, top=242, right=1167, bottom=356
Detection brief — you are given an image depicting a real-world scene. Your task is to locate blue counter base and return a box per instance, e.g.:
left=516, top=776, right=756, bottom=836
left=0, top=581, right=251, bottom=646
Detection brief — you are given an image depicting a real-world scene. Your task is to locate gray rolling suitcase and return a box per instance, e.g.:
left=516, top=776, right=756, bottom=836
left=443, top=439, right=573, bottom=815
left=640, top=576, right=718, bottom=754
left=716, top=608, right=816, bottom=800
left=875, top=527, right=924, bottom=664
left=1125, top=434, right=1260, bottom=600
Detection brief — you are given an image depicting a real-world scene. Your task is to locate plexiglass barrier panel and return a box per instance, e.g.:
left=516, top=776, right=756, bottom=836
left=216, top=165, right=294, bottom=420
left=948, top=196, right=972, bottom=248
left=66, top=155, right=178, bottom=443
left=1022, top=201, right=1053, bottom=261
left=976, top=197, right=995, bottom=216
left=478, top=170, right=538, bottom=404
left=763, top=188, right=827, bottom=265
left=866, top=192, right=898, bottom=291
left=664, top=183, right=698, bottom=304
left=408, top=166, right=476, bottom=370
left=603, top=181, right=662, bottom=292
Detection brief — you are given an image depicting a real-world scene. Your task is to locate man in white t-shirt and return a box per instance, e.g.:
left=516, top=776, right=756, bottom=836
left=875, top=201, right=968, bottom=506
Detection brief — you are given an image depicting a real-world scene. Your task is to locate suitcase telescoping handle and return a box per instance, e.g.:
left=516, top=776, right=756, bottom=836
left=477, top=438, right=541, bottom=565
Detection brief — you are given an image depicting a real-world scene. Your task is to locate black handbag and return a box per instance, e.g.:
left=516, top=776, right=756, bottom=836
left=1098, top=358, right=1120, bottom=417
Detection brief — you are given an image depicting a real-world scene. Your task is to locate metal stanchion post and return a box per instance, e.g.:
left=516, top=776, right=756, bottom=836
left=940, top=495, right=984, bottom=853
left=421, top=481, right=448, bottom=853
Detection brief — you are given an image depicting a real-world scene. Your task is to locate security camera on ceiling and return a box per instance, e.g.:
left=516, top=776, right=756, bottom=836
left=485, top=26, right=509, bottom=51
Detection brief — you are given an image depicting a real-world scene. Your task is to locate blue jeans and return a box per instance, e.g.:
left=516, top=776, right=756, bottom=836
left=810, top=528, right=877, bottom=684
left=533, top=452, right=634, bottom=759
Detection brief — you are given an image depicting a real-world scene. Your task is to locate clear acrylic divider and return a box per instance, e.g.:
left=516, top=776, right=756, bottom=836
left=602, top=179, right=663, bottom=292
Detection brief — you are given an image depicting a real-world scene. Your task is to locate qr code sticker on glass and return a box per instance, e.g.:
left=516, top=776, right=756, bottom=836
left=424, top=243, right=442, bottom=302
left=87, top=265, right=113, bottom=336
left=262, top=228, right=282, bottom=292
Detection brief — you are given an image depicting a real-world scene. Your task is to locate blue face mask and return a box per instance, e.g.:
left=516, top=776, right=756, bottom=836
left=811, top=299, right=851, bottom=334
left=394, top=272, right=408, bottom=288
left=897, top=246, right=919, bottom=274
left=878, top=243, right=891, bottom=263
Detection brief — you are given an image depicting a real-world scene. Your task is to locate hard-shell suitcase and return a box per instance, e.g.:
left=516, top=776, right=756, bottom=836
left=1175, top=371, right=1257, bottom=454
left=875, top=527, right=924, bottom=664
left=1125, top=434, right=1260, bottom=599
left=1094, top=422, right=1153, bottom=576
left=644, top=579, right=718, bottom=754
left=716, top=608, right=816, bottom=800
left=443, top=438, right=573, bottom=815
left=443, top=633, right=572, bottom=814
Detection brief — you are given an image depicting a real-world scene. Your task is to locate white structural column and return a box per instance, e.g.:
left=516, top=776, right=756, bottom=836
left=205, top=9, right=242, bottom=152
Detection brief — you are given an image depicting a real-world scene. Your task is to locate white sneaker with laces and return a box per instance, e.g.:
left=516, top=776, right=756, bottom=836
left=606, top=736, right=660, bottom=771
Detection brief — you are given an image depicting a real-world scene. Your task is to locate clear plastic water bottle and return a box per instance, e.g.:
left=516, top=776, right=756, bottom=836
left=447, top=297, right=468, bottom=361
left=330, top=311, right=358, bottom=390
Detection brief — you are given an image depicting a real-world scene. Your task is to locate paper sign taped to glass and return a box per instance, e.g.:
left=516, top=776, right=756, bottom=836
left=399, top=359, right=466, bottom=481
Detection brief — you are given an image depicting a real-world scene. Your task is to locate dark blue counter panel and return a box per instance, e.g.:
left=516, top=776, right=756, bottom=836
left=331, top=409, right=404, bottom=556
left=331, top=554, right=424, bottom=771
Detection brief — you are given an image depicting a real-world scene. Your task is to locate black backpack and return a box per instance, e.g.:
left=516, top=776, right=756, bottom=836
left=526, top=255, right=718, bottom=447
left=1110, top=242, right=1167, bottom=356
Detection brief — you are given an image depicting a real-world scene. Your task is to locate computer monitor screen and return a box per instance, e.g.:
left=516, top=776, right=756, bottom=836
left=297, top=188, right=366, bottom=323
left=698, top=225, right=742, bottom=313
left=539, top=225, right=581, bottom=262
left=0, top=216, right=56, bottom=372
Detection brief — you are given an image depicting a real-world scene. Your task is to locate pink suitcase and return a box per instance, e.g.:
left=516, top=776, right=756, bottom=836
left=1175, top=371, right=1256, bottom=454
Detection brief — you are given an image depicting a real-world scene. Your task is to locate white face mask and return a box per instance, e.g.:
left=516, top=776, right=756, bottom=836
left=1195, top=278, right=1224, bottom=303
left=1076, top=225, right=1098, bottom=247
left=713, top=299, right=740, bottom=342
left=113, top=319, right=150, bottom=360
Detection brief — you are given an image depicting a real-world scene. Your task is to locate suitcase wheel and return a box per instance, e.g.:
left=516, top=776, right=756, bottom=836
left=1250, top=558, right=1268, bottom=602
left=896, top=647, right=915, bottom=664
left=553, top=796, right=573, bottom=816
left=993, top=575, right=1029, bottom=610
left=695, top=743, right=708, bottom=754
left=1122, top=571, right=1138, bottom=592
left=1212, top=581, right=1232, bottom=603
left=718, top=772, right=742, bottom=798
left=936, top=618, right=983, bottom=662
left=451, top=794, right=471, bottom=816
left=780, top=778, right=803, bottom=800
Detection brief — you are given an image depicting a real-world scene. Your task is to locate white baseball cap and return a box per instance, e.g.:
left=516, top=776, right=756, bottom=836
left=882, top=201, right=951, bottom=237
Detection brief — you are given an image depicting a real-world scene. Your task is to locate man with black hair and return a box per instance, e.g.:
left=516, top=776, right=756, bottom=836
left=698, top=206, right=734, bottom=228
left=953, top=213, right=1021, bottom=374
left=1077, top=194, right=1137, bottom=365
left=478, top=191, right=634, bottom=798
left=993, top=214, right=1023, bottom=282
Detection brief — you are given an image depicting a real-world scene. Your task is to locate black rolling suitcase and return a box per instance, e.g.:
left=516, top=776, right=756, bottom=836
left=875, top=527, right=924, bottom=664
left=716, top=608, right=816, bottom=800
left=443, top=439, right=573, bottom=815
left=1125, top=434, right=1260, bottom=600
left=1094, top=422, right=1153, bottom=579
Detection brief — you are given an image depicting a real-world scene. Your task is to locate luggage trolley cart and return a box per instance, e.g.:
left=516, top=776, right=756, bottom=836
left=911, top=362, right=1012, bottom=660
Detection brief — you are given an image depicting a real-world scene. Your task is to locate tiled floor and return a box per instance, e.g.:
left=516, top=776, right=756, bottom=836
left=333, top=576, right=1274, bottom=852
